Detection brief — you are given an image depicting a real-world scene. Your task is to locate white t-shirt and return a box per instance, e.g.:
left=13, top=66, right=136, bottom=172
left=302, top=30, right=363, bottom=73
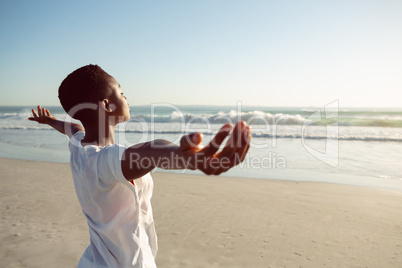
left=69, top=131, right=157, bottom=268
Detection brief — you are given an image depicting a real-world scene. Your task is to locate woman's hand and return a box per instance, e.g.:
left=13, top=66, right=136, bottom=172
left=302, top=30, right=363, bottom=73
left=28, top=105, right=56, bottom=124
left=179, top=121, right=251, bottom=175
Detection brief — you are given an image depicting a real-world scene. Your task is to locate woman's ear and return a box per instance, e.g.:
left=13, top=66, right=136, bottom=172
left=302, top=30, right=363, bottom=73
left=100, top=99, right=113, bottom=113
left=100, top=99, right=116, bottom=113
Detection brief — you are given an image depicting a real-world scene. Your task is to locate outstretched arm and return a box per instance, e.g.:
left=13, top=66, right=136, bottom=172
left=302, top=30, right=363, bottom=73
left=122, top=121, right=251, bottom=180
left=28, top=105, right=84, bottom=138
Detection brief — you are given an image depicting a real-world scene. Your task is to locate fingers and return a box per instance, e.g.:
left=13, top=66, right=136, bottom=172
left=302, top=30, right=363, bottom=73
left=32, top=108, right=38, bottom=117
left=232, top=125, right=251, bottom=166
left=240, top=133, right=251, bottom=162
left=216, top=121, right=244, bottom=159
left=180, top=132, right=203, bottom=151
left=216, top=122, right=251, bottom=173
left=200, top=123, right=232, bottom=156
left=28, top=106, right=49, bottom=121
left=28, top=108, right=38, bottom=121
left=198, top=121, right=251, bottom=175
left=31, top=106, right=51, bottom=117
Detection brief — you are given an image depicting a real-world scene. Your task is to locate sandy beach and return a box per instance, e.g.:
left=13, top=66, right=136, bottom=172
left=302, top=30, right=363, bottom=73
left=1, top=158, right=401, bottom=267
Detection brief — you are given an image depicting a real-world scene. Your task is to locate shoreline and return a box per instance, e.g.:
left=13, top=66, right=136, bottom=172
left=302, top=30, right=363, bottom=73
left=1, top=158, right=402, bottom=267
left=1, top=154, right=402, bottom=193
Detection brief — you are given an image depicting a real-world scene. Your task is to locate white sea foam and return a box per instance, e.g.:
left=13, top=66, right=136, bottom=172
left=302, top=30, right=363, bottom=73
left=1, top=106, right=402, bottom=187
left=134, top=110, right=310, bottom=125
left=2, top=109, right=402, bottom=142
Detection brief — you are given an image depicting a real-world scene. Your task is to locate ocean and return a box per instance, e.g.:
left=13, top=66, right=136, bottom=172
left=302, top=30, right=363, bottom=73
left=1, top=104, right=402, bottom=191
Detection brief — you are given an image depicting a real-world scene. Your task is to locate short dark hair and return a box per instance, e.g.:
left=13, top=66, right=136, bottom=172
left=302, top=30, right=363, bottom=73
left=58, top=64, right=112, bottom=120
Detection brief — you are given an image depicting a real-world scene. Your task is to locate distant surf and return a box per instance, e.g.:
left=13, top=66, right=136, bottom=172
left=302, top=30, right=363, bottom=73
left=1, top=106, right=401, bottom=142
left=1, top=105, right=402, bottom=189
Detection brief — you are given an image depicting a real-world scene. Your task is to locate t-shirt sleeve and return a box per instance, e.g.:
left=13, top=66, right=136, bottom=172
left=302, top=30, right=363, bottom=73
left=69, top=131, right=85, bottom=152
left=97, top=144, right=128, bottom=184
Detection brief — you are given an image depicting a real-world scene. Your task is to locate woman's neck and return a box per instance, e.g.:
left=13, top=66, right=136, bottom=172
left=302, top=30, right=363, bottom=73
left=80, top=121, right=116, bottom=147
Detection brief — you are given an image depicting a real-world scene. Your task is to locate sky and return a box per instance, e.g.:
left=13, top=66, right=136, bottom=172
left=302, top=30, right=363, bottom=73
left=0, top=0, right=401, bottom=108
